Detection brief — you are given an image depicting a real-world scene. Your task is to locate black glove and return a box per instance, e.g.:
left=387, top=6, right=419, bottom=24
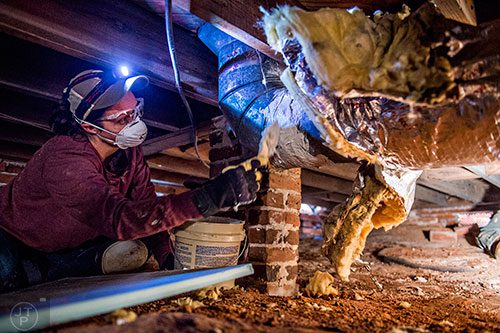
left=191, top=166, right=259, bottom=217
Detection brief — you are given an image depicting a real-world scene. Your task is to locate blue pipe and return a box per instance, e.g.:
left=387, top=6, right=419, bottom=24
left=198, top=24, right=322, bottom=153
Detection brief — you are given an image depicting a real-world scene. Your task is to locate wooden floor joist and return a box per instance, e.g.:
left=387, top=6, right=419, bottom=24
left=0, top=0, right=218, bottom=105
left=417, top=173, right=489, bottom=203
left=301, top=169, right=353, bottom=195
left=464, top=165, right=500, bottom=188
left=142, top=121, right=213, bottom=156
left=148, top=155, right=210, bottom=179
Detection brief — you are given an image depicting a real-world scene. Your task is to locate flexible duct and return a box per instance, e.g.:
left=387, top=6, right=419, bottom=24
left=260, top=3, right=499, bottom=281
left=197, top=23, right=347, bottom=168
left=263, top=4, right=499, bottom=169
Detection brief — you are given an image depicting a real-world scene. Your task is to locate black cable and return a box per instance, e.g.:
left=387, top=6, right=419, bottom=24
left=164, top=0, right=209, bottom=168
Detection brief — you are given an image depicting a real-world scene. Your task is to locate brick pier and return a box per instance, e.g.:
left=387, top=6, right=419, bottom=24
left=209, top=121, right=302, bottom=296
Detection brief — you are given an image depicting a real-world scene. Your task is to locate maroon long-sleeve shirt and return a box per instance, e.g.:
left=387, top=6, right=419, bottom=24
left=0, top=135, right=202, bottom=264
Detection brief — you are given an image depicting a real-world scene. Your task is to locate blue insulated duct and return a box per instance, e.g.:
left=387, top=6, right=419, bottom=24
left=197, top=24, right=326, bottom=166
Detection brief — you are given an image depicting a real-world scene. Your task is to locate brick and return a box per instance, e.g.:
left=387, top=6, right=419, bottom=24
left=286, top=264, right=298, bottom=281
left=266, top=281, right=297, bottom=297
left=429, top=228, right=458, bottom=243
left=301, top=220, right=314, bottom=228
left=255, top=191, right=285, bottom=209
left=412, top=217, right=439, bottom=225
left=454, top=225, right=475, bottom=237
left=253, top=263, right=279, bottom=280
left=456, top=212, right=493, bottom=227
left=253, top=264, right=298, bottom=282
left=248, top=246, right=298, bottom=262
left=246, top=209, right=284, bottom=227
left=247, top=208, right=299, bottom=227
left=439, top=217, right=458, bottom=227
left=267, top=169, right=301, bottom=192
left=416, top=206, right=473, bottom=218
left=247, top=228, right=266, bottom=244
left=0, top=161, right=6, bottom=172
left=285, top=193, right=302, bottom=210
left=248, top=228, right=299, bottom=246
left=300, top=227, right=322, bottom=238
left=285, top=212, right=300, bottom=227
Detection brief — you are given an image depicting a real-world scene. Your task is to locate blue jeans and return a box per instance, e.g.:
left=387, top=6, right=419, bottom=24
left=476, top=210, right=500, bottom=256
left=0, top=228, right=114, bottom=292
left=0, top=228, right=24, bottom=291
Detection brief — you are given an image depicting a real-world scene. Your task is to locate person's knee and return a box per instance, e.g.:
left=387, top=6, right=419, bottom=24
left=0, top=237, right=25, bottom=291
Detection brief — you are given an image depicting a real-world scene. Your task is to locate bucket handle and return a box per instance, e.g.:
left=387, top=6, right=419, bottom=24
left=168, top=230, right=248, bottom=270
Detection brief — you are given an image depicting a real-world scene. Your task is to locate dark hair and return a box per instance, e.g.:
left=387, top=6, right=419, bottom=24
left=49, top=95, right=106, bottom=137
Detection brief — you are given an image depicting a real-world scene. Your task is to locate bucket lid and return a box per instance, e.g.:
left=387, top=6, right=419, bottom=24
left=189, top=216, right=244, bottom=224
left=175, top=218, right=245, bottom=237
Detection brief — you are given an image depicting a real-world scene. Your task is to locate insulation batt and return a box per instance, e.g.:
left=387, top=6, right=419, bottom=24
left=263, top=5, right=455, bottom=105
left=262, top=4, right=499, bottom=280
left=305, top=271, right=339, bottom=297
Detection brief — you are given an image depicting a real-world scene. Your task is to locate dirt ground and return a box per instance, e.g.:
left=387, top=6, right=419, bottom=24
left=50, top=221, right=500, bottom=333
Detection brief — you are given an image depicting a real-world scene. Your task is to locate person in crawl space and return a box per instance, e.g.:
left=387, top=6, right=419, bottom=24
left=0, top=69, right=260, bottom=291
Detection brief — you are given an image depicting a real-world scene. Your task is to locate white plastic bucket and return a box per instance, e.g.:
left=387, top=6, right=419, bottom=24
left=173, top=217, right=246, bottom=271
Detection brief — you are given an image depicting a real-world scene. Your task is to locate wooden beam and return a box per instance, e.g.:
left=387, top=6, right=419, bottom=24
left=301, top=169, right=353, bottom=195
left=0, top=88, right=56, bottom=130
left=147, top=155, right=210, bottom=179
left=296, top=0, right=415, bottom=12
left=131, top=0, right=206, bottom=33
left=302, top=195, right=338, bottom=209
left=310, top=192, right=348, bottom=203
left=0, top=121, right=52, bottom=147
left=0, top=172, right=16, bottom=185
left=417, top=173, right=489, bottom=203
left=164, top=0, right=424, bottom=58
left=162, top=143, right=211, bottom=163
left=0, top=0, right=218, bottom=105
left=484, top=162, right=500, bottom=176
left=177, top=0, right=294, bottom=59
left=142, top=121, right=213, bottom=156
left=421, top=167, right=479, bottom=181
left=149, top=168, right=207, bottom=186
left=0, top=16, right=218, bottom=132
left=411, top=199, right=441, bottom=209
left=464, top=165, right=500, bottom=188
left=414, top=185, right=451, bottom=206
left=0, top=141, right=37, bottom=161
left=305, top=162, right=358, bottom=181
left=152, top=182, right=183, bottom=195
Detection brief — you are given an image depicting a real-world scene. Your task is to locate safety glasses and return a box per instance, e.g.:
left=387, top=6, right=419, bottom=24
left=97, top=98, right=144, bottom=122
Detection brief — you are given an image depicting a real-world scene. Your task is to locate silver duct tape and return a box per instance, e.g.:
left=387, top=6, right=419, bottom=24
left=374, top=166, right=422, bottom=214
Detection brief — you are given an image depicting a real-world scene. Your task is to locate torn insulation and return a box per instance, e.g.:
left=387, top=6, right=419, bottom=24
left=262, top=3, right=499, bottom=280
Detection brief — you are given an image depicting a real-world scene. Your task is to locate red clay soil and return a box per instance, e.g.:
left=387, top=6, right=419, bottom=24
left=50, top=222, right=500, bottom=333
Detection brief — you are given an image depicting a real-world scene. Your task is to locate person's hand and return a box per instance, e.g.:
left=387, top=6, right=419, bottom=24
left=191, top=165, right=260, bottom=217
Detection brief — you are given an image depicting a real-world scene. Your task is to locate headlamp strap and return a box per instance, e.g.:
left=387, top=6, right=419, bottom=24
left=74, top=74, right=116, bottom=121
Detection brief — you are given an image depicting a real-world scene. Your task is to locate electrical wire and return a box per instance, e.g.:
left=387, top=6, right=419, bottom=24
left=164, top=0, right=209, bottom=168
